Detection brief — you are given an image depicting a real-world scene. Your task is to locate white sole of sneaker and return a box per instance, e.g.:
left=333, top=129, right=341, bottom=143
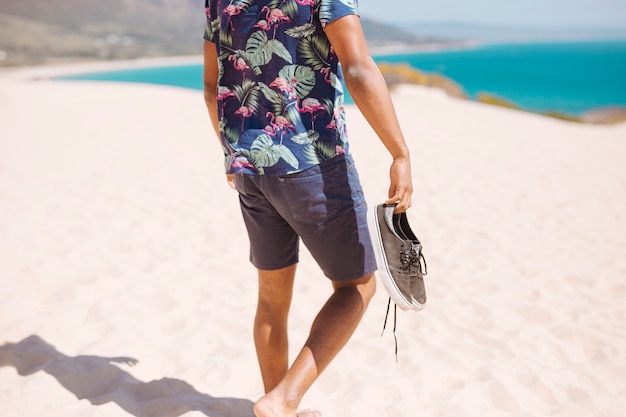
left=367, top=205, right=413, bottom=311
left=412, top=297, right=425, bottom=311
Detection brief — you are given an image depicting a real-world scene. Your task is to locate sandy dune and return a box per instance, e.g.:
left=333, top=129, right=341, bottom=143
left=1, top=64, right=625, bottom=417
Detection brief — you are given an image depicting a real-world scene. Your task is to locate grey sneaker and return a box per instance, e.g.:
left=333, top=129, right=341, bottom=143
left=393, top=208, right=427, bottom=310
left=368, top=203, right=427, bottom=311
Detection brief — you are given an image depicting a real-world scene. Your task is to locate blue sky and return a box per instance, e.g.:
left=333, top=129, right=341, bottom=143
left=357, top=0, right=626, bottom=28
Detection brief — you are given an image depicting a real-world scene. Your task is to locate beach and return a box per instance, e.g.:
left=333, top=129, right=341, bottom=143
left=1, top=62, right=626, bottom=417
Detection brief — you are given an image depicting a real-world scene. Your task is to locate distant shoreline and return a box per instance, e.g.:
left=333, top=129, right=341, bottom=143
left=0, top=40, right=474, bottom=82
left=0, top=55, right=204, bottom=82
left=3, top=37, right=623, bottom=79
left=3, top=40, right=624, bottom=125
left=368, top=40, right=479, bottom=56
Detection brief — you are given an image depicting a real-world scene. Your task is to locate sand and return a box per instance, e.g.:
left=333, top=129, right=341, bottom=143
left=1, top=61, right=626, bottom=417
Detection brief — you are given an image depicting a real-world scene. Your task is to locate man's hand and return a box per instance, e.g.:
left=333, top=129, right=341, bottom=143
left=226, top=174, right=236, bottom=190
left=326, top=16, right=414, bottom=214
left=385, top=157, right=413, bottom=213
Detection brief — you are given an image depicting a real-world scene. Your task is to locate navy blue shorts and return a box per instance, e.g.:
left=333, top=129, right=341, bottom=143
left=234, top=154, right=377, bottom=281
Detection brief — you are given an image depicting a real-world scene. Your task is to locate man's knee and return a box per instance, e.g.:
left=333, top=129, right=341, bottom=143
left=359, top=274, right=377, bottom=303
left=333, top=273, right=376, bottom=303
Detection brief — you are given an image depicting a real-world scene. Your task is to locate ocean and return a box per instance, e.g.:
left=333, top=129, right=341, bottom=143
left=57, top=40, right=626, bottom=116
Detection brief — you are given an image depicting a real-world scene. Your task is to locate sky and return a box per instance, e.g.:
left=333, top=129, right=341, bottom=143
left=357, top=0, right=626, bottom=28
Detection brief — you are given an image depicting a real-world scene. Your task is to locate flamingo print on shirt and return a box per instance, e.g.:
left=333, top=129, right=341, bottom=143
left=205, top=0, right=358, bottom=175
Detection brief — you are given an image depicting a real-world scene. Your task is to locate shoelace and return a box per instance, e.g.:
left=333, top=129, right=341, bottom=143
left=381, top=297, right=399, bottom=361
left=381, top=249, right=428, bottom=362
left=400, top=243, right=421, bottom=271
left=418, top=251, right=428, bottom=276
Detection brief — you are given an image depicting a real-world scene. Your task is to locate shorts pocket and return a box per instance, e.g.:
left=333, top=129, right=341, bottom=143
left=279, top=165, right=341, bottom=225
left=346, top=157, right=365, bottom=199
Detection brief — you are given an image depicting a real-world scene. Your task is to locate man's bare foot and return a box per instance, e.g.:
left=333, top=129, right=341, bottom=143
left=254, top=394, right=294, bottom=417
left=297, top=410, right=322, bottom=417
left=253, top=394, right=321, bottom=417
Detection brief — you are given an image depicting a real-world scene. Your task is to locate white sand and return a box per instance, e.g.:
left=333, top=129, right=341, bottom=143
left=1, top=63, right=626, bottom=417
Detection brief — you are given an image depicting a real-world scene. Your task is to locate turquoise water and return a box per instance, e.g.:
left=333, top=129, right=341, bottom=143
left=58, top=40, right=626, bottom=116
left=57, top=64, right=204, bottom=91
left=376, top=41, right=626, bottom=115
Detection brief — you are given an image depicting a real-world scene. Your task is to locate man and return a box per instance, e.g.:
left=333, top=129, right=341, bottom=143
left=203, top=1, right=413, bottom=416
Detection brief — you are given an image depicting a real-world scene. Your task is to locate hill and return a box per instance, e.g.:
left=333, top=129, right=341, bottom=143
left=0, top=0, right=204, bottom=65
left=397, top=21, right=626, bottom=43
left=0, top=0, right=435, bottom=66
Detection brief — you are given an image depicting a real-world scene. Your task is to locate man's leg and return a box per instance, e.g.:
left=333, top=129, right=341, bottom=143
left=255, top=264, right=297, bottom=393
left=254, top=273, right=376, bottom=417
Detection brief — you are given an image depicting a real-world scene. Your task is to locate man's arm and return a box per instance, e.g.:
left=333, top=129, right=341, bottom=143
left=203, top=40, right=220, bottom=138
left=203, top=40, right=236, bottom=189
left=325, top=15, right=413, bottom=213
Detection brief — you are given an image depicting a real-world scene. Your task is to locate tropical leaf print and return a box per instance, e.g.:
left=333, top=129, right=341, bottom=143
left=317, top=0, right=333, bottom=25
left=220, top=0, right=254, bottom=54
left=300, top=143, right=323, bottom=166
left=322, top=98, right=334, bottom=115
left=285, top=103, right=303, bottom=133
left=224, top=153, right=234, bottom=170
left=292, top=130, right=323, bottom=165
left=276, top=144, right=299, bottom=168
left=233, top=79, right=262, bottom=114
left=267, top=0, right=284, bottom=8
left=278, top=65, right=316, bottom=98
left=218, top=28, right=233, bottom=57
left=290, top=130, right=319, bottom=145
left=222, top=123, right=241, bottom=145
left=219, top=119, right=240, bottom=158
left=210, top=16, right=220, bottom=37
left=250, top=134, right=299, bottom=169
left=228, top=49, right=252, bottom=72
left=321, top=67, right=343, bottom=94
left=205, top=21, right=212, bottom=40
left=225, top=0, right=255, bottom=12
left=209, top=0, right=356, bottom=175
left=258, top=82, right=285, bottom=114
left=250, top=134, right=278, bottom=166
left=313, top=137, right=337, bottom=161
left=268, top=0, right=299, bottom=18
left=285, top=24, right=316, bottom=39
left=246, top=31, right=293, bottom=75
left=289, top=121, right=335, bottom=163
left=297, top=35, right=331, bottom=70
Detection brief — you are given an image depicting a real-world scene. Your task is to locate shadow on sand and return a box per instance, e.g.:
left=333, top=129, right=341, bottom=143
left=0, top=335, right=255, bottom=417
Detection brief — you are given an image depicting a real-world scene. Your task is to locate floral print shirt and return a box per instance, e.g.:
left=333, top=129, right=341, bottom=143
left=204, top=0, right=358, bottom=175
